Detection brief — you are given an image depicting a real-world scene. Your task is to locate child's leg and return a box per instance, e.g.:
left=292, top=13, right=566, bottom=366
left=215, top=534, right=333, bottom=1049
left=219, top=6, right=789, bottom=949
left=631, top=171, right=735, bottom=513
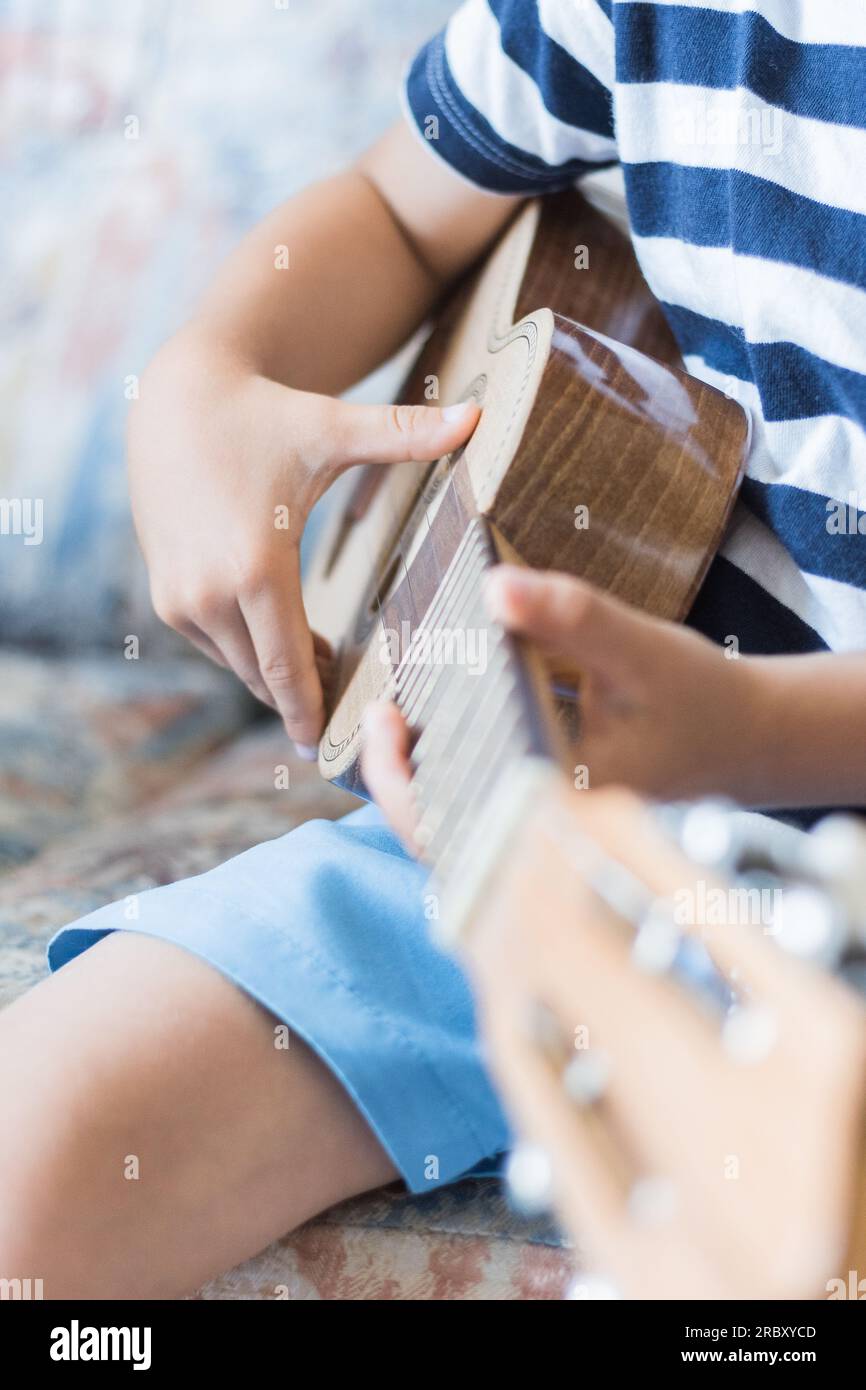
left=0, top=930, right=396, bottom=1299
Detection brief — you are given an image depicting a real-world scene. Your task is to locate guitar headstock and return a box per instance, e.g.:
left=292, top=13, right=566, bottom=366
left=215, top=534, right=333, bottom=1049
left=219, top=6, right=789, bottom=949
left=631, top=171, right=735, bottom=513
left=439, top=770, right=866, bottom=991
left=453, top=782, right=866, bottom=1300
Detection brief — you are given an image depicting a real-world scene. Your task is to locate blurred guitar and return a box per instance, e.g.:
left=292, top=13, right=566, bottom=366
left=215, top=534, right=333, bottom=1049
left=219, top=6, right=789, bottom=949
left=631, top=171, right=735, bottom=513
left=305, top=190, right=748, bottom=799
left=453, top=778, right=866, bottom=1300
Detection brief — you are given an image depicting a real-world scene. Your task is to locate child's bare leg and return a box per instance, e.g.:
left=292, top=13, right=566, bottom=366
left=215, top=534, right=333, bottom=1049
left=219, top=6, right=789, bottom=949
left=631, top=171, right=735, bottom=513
left=0, top=931, right=397, bottom=1299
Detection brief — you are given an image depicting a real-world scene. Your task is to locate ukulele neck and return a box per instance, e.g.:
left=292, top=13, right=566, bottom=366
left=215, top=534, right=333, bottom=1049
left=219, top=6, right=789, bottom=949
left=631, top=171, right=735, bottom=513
left=394, top=517, right=562, bottom=940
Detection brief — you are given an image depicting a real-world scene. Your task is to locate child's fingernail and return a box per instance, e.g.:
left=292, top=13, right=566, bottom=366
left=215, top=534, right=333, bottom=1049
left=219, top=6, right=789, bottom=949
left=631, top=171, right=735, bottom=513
left=442, top=400, right=478, bottom=422
left=483, top=567, right=523, bottom=618
left=293, top=742, right=318, bottom=761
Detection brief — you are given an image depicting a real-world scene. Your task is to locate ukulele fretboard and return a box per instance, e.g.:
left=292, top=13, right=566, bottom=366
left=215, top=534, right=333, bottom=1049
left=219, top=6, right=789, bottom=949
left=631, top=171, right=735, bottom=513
left=393, top=519, right=557, bottom=936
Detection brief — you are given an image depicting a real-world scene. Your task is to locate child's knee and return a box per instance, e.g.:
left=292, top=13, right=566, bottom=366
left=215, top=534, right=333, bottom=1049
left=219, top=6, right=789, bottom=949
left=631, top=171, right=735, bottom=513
left=0, top=1042, right=119, bottom=1292
left=0, top=1105, right=67, bottom=1289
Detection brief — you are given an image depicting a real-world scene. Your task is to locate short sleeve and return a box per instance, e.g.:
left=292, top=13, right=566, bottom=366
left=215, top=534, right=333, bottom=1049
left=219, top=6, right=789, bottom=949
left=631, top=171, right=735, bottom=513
left=403, top=0, right=618, bottom=195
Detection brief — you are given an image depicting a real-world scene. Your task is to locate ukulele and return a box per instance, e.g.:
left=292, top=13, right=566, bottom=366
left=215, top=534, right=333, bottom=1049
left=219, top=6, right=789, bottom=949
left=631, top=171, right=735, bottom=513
left=304, top=190, right=749, bottom=921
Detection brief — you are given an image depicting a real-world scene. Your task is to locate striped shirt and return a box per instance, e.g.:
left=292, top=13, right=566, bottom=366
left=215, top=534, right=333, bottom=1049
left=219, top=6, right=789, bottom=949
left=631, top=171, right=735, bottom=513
left=403, top=0, right=866, bottom=665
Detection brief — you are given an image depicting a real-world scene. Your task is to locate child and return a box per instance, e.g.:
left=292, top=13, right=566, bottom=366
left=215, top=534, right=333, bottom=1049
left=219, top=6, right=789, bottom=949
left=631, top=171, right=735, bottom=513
left=1, top=0, right=864, bottom=1297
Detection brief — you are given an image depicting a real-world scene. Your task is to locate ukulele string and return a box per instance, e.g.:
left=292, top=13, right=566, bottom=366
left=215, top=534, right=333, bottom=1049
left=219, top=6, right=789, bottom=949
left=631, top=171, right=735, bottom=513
left=364, top=433, right=464, bottom=714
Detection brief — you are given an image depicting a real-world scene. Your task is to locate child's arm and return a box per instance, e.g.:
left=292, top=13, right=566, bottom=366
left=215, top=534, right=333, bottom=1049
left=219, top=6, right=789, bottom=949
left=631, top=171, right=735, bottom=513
left=129, top=119, right=520, bottom=753
left=745, top=651, right=866, bottom=809
left=185, top=121, right=521, bottom=395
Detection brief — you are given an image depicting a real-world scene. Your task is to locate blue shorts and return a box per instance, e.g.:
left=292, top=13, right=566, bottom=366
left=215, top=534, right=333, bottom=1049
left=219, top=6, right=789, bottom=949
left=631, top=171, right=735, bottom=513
left=47, top=804, right=511, bottom=1192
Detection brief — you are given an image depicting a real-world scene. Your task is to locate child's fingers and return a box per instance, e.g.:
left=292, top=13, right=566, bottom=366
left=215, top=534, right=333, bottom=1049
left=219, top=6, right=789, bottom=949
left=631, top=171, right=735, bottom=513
left=173, top=621, right=231, bottom=674
left=361, top=701, right=421, bottom=854
left=312, top=630, right=333, bottom=661
left=187, top=601, right=279, bottom=712
left=483, top=565, right=659, bottom=680
left=237, top=550, right=325, bottom=752
left=326, top=396, right=480, bottom=468
left=480, top=965, right=632, bottom=1248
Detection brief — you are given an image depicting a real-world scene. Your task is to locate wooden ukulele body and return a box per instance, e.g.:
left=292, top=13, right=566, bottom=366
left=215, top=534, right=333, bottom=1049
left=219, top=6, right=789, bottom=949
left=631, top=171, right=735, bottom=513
left=304, top=191, right=749, bottom=793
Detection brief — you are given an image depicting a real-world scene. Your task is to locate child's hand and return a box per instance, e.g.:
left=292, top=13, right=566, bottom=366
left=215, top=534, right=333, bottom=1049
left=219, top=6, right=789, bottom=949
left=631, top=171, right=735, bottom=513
left=128, top=330, right=479, bottom=755
left=362, top=564, right=765, bottom=846
left=482, top=565, right=761, bottom=800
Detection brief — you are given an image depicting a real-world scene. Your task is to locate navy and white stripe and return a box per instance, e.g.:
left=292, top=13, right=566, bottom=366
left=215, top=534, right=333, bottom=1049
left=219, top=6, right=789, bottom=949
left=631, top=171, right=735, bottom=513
left=404, top=0, right=866, bottom=667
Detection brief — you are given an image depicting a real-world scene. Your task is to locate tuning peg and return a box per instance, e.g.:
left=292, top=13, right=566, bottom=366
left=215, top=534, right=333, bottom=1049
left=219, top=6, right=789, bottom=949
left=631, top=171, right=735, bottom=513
left=522, top=998, right=568, bottom=1066
left=505, top=1142, right=554, bottom=1216
left=770, top=882, right=847, bottom=968
left=805, top=816, right=866, bottom=938
left=631, top=899, right=682, bottom=974
left=562, top=1050, right=610, bottom=1106
left=676, top=799, right=742, bottom=873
